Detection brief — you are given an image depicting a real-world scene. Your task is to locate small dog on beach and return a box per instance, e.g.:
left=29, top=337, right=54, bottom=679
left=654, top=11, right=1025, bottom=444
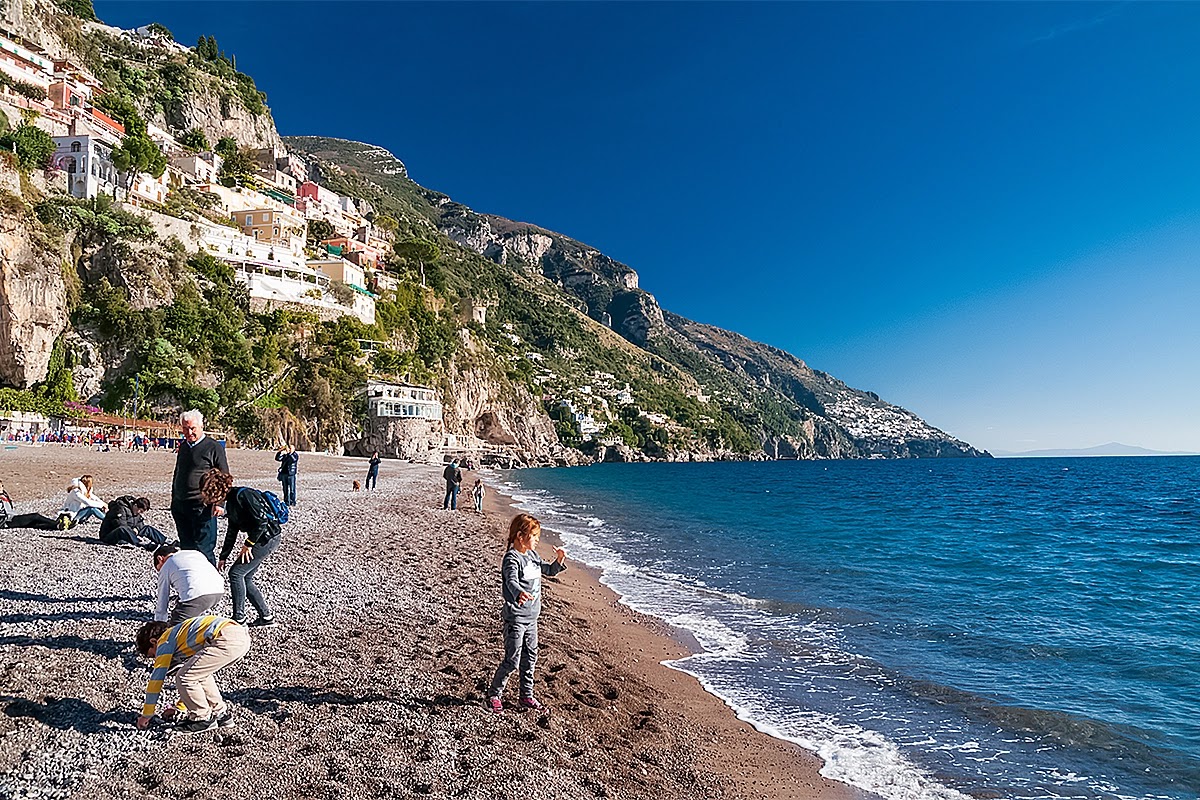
left=352, top=480, right=361, bottom=492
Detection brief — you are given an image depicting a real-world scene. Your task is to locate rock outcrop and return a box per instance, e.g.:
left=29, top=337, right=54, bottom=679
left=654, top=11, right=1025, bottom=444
left=0, top=201, right=70, bottom=389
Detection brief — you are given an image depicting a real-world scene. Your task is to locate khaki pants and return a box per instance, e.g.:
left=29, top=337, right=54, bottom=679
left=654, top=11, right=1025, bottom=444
left=176, top=623, right=251, bottom=720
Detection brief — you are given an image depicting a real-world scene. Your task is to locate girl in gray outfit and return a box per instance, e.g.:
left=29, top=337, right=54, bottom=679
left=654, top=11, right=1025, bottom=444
left=485, top=513, right=567, bottom=712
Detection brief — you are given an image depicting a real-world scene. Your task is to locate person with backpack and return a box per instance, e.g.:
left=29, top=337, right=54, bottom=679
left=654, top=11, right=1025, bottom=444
left=275, top=444, right=299, bottom=506
left=99, top=495, right=166, bottom=548
left=442, top=460, right=462, bottom=510
left=200, top=469, right=283, bottom=628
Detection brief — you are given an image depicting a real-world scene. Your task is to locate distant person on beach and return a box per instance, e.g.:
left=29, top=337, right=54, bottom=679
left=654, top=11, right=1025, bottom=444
left=134, top=615, right=251, bottom=733
left=98, top=495, right=165, bottom=548
left=59, top=475, right=107, bottom=528
left=0, top=483, right=58, bottom=530
left=366, top=451, right=381, bottom=490
left=171, top=410, right=228, bottom=566
left=442, top=460, right=462, bottom=510
left=153, top=543, right=225, bottom=624
left=472, top=479, right=485, bottom=513
left=275, top=444, right=298, bottom=506
left=485, top=513, right=567, bottom=713
left=201, top=469, right=282, bottom=628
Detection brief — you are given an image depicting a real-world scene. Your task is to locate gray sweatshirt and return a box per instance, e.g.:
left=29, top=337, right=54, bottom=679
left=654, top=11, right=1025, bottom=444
left=501, top=547, right=567, bottom=622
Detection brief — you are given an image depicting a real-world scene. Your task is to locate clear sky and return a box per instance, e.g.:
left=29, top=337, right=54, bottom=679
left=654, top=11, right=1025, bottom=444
left=95, top=1, right=1200, bottom=454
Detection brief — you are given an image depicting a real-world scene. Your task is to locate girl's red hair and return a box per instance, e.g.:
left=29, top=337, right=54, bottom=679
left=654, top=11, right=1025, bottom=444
left=507, top=513, right=541, bottom=548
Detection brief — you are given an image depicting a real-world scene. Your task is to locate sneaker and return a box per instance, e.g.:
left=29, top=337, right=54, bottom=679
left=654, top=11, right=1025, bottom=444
left=176, top=716, right=217, bottom=734
left=247, top=617, right=276, bottom=628
left=518, top=696, right=543, bottom=711
left=484, top=696, right=503, bottom=714
left=215, top=709, right=235, bottom=729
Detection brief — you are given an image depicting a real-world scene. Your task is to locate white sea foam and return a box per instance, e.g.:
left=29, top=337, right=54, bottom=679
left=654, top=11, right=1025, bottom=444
left=498, top=473, right=980, bottom=800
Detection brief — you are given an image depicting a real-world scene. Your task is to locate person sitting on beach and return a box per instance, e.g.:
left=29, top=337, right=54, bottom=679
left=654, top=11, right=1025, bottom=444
left=98, top=496, right=166, bottom=548
left=134, top=615, right=251, bottom=733
left=0, top=483, right=59, bottom=531
left=485, top=513, right=567, bottom=713
left=200, top=469, right=282, bottom=628
left=59, top=475, right=107, bottom=528
left=472, top=479, right=485, bottom=514
left=153, top=543, right=225, bottom=625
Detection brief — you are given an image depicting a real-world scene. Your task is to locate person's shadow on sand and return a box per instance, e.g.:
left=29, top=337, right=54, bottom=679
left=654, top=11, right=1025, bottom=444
left=0, top=634, right=129, bottom=659
left=0, top=590, right=145, bottom=605
left=0, top=609, right=144, bottom=624
left=0, top=696, right=122, bottom=734
left=226, top=686, right=399, bottom=713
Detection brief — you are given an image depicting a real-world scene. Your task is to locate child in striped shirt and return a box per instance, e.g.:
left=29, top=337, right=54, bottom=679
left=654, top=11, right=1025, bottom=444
left=134, top=615, right=251, bottom=733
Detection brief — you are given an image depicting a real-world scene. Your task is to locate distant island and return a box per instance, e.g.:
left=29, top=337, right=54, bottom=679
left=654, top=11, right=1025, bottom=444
left=992, top=442, right=1199, bottom=458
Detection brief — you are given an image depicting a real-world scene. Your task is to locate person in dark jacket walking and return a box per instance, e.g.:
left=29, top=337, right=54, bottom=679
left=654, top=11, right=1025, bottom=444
left=366, top=451, right=381, bottom=490
left=201, top=469, right=282, bottom=628
left=99, top=495, right=165, bottom=548
left=442, top=460, right=462, bottom=510
left=275, top=444, right=298, bottom=506
left=171, top=409, right=229, bottom=566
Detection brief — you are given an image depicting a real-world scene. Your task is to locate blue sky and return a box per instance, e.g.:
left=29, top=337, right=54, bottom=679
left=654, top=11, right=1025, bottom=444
left=95, top=1, right=1200, bottom=453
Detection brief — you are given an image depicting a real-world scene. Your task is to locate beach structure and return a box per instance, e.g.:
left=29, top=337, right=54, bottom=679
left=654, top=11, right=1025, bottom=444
left=344, top=380, right=444, bottom=462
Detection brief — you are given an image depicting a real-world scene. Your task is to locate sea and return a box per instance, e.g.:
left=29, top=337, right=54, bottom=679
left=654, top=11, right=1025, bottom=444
left=492, top=457, right=1200, bottom=800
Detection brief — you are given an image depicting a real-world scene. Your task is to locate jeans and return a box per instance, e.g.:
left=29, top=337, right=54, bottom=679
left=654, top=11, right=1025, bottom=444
left=488, top=616, right=539, bottom=699
left=73, top=506, right=105, bottom=524
left=280, top=474, right=297, bottom=506
left=443, top=482, right=459, bottom=510
left=365, top=471, right=377, bottom=490
left=171, top=501, right=218, bottom=566
left=228, top=535, right=281, bottom=622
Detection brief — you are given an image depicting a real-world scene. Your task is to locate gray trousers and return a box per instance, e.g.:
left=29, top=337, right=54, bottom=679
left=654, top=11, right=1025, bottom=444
left=488, top=616, right=538, bottom=698
left=169, top=592, right=224, bottom=625
left=228, top=535, right=280, bottom=622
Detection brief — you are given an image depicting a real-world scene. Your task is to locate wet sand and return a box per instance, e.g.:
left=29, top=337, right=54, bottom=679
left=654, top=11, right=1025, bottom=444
left=0, top=444, right=864, bottom=799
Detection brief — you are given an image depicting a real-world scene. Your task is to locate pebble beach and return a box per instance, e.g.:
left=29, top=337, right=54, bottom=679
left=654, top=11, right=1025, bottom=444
left=0, top=446, right=863, bottom=800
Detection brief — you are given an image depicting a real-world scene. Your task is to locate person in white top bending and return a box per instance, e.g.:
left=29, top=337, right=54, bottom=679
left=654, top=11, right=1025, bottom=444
left=152, top=543, right=226, bottom=624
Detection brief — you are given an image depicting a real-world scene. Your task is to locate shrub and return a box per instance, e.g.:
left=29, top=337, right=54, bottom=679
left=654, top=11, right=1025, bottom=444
left=0, top=124, right=57, bottom=171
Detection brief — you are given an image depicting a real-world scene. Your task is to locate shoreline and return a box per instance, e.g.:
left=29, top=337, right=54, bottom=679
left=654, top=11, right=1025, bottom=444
left=474, top=469, right=868, bottom=800
left=0, top=445, right=864, bottom=799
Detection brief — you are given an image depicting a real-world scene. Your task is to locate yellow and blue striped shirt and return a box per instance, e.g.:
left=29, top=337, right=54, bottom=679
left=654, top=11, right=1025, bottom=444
left=142, top=615, right=234, bottom=717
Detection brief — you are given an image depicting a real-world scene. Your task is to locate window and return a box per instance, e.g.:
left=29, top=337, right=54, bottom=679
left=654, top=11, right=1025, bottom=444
left=70, top=141, right=81, bottom=152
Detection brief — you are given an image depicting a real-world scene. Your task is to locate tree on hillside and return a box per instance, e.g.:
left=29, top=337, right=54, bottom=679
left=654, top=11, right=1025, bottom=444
left=214, top=136, right=238, bottom=159
left=373, top=214, right=398, bottom=235
left=216, top=145, right=255, bottom=188
left=0, top=124, right=56, bottom=172
left=393, top=237, right=440, bottom=288
left=112, top=132, right=168, bottom=199
left=306, top=218, right=336, bottom=249
left=178, top=128, right=209, bottom=152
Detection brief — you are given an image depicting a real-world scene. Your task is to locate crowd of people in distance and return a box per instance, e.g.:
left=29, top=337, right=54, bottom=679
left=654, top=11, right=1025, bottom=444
left=5, top=409, right=568, bottom=733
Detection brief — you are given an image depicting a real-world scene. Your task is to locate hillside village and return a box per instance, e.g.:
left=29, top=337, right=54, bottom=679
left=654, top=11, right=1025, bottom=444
left=0, top=2, right=988, bottom=464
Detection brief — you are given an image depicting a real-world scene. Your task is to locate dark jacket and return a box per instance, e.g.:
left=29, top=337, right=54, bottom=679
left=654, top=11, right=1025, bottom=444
left=367, top=455, right=381, bottom=475
left=443, top=464, right=462, bottom=486
left=172, top=437, right=229, bottom=504
left=99, top=496, right=144, bottom=543
left=219, top=487, right=282, bottom=561
left=276, top=450, right=299, bottom=478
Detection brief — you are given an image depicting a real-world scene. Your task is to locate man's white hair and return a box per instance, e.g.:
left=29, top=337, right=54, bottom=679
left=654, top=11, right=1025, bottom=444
left=180, top=409, right=204, bottom=427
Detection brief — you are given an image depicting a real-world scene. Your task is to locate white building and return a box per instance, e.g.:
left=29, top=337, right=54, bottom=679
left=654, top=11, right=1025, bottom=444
left=51, top=134, right=119, bottom=199
left=366, top=381, right=442, bottom=422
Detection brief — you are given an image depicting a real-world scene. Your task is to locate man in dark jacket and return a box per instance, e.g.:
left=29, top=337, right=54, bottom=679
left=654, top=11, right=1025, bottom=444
left=171, top=409, right=229, bottom=565
left=99, top=496, right=165, bottom=548
left=442, top=460, right=462, bottom=510
left=275, top=444, right=298, bottom=506
left=0, top=484, right=58, bottom=531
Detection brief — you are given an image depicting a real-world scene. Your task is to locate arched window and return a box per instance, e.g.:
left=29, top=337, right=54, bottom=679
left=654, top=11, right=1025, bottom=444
left=70, top=141, right=81, bottom=152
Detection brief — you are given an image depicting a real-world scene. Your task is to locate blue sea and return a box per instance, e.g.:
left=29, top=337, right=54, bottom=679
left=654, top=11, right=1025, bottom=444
left=493, top=457, right=1200, bottom=800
